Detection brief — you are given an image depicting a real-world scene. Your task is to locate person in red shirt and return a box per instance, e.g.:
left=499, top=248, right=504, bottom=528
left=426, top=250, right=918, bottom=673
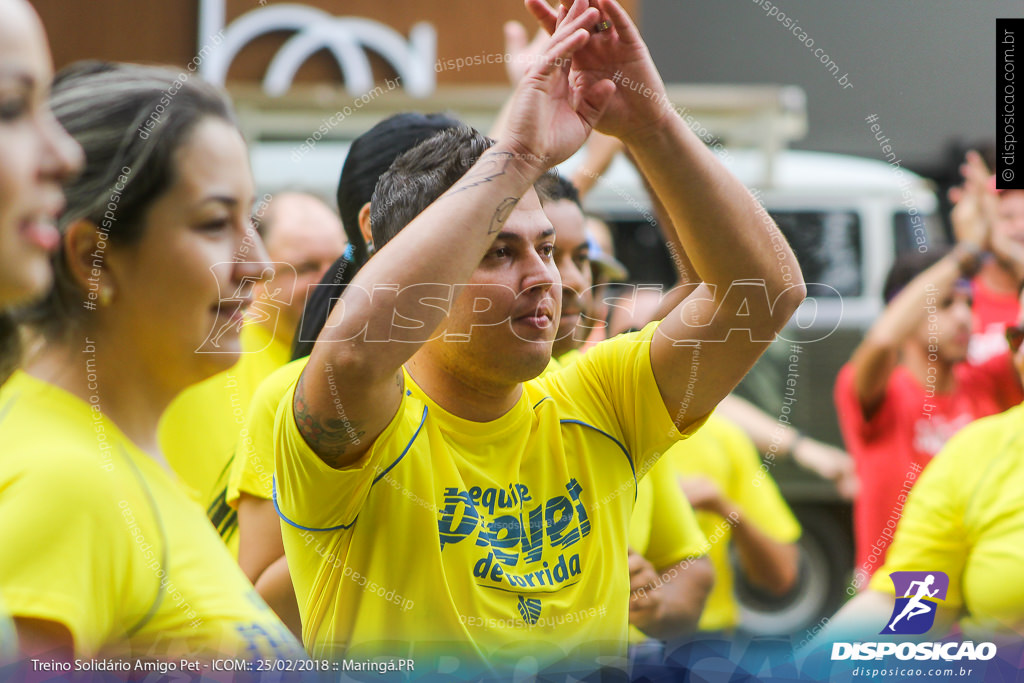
left=836, top=234, right=1022, bottom=591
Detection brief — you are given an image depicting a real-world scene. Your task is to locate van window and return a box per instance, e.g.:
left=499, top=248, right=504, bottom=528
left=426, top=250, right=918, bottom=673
left=770, top=211, right=861, bottom=297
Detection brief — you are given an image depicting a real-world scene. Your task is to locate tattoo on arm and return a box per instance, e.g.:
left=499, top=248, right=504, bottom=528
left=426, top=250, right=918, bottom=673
left=490, top=197, right=520, bottom=234
left=447, top=151, right=514, bottom=196
left=293, top=371, right=367, bottom=469
left=444, top=150, right=523, bottom=235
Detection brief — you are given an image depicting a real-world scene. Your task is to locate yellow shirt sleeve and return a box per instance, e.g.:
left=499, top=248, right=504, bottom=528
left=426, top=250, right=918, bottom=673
left=868, top=425, right=971, bottom=610
left=274, top=368, right=425, bottom=531
left=547, top=322, right=698, bottom=478
left=0, top=449, right=131, bottom=654
left=227, top=358, right=308, bottom=506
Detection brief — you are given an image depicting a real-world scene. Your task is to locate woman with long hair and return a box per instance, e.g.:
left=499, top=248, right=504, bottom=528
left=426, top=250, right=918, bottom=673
left=0, top=61, right=304, bottom=663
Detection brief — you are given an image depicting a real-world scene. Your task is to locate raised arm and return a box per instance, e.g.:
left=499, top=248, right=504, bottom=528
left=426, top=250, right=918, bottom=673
left=850, top=246, right=980, bottom=418
left=571, top=131, right=624, bottom=198
left=846, top=151, right=994, bottom=417
left=529, top=0, right=805, bottom=430
left=490, top=21, right=548, bottom=139
left=295, top=2, right=614, bottom=468
left=627, top=108, right=804, bottom=431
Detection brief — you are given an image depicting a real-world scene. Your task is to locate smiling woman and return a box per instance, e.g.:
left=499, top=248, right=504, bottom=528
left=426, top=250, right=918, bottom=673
left=0, top=0, right=82, bottom=382
left=17, top=62, right=268, bottom=378
left=0, top=62, right=305, bottom=664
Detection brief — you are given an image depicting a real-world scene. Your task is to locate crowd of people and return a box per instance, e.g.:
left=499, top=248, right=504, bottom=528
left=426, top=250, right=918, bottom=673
left=0, top=0, right=1021, bottom=679
left=820, top=152, right=1024, bottom=644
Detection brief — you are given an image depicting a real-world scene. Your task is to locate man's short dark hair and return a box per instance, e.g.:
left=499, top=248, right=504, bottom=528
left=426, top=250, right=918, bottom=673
left=370, top=127, right=564, bottom=252
left=370, top=126, right=495, bottom=251
left=883, top=247, right=952, bottom=303
left=534, top=172, right=581, bottom=209
left=338, top=112, right=462, bottom=265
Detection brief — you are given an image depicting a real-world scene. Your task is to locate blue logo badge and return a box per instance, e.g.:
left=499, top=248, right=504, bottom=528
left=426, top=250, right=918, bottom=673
left=517, top=596, right=542, bottom=625
left=881, top=571, right=949, bottom=635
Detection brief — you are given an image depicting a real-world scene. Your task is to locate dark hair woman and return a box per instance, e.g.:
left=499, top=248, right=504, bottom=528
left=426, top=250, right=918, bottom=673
left=0, top=61, right=304, bottom=664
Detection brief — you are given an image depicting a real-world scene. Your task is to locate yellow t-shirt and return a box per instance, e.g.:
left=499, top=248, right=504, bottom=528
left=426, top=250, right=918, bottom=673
left=869, top=403, right=1024, bottom=637
left=159, top=322, right=291, bottom=549
left=0, top=371, right=304, bottom=660
left=227, top=357, right=309, bottom=505
left=665, top=413, right=801, bottom=632
left=276, top=322, right=696, bottom=671
left=555, top=346, right=709, bottom=644
left=229, top=355, right=571, bottom=507
left=555, top=348, right=583, bottom=368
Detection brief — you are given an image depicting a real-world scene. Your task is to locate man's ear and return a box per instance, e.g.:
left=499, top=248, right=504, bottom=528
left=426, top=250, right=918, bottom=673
left=358, top=202, right=373, bottom=249
left=63, top=219, right=116, bottom=303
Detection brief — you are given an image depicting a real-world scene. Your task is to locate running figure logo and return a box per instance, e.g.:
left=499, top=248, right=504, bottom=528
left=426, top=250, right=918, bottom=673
left=882, top=571, right=949, bottom=635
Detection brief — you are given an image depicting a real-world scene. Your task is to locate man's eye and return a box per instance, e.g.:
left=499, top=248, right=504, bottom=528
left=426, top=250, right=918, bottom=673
left=540, top=245, right=554, bottom=258
left=492, top=247, right=510, bottom=258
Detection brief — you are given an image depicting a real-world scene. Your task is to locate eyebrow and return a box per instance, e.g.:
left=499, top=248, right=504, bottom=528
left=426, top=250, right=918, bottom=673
left=494, top=227, right=556, bottom=243
left=197, top=196, right=241, bottom=209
